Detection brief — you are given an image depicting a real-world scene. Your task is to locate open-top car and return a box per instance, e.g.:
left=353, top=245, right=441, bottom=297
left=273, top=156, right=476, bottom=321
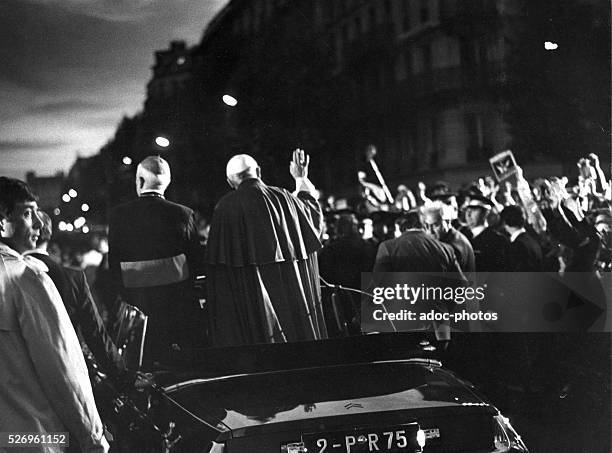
left=97, top=333, right=528, bottom=453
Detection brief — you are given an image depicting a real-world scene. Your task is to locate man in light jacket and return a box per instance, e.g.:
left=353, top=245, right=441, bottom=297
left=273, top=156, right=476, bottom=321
left=0, top=177, right=108, bottom=453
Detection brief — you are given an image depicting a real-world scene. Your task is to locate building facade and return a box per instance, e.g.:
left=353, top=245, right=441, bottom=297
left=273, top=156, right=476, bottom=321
left=95, top=0, right=607, bottom=213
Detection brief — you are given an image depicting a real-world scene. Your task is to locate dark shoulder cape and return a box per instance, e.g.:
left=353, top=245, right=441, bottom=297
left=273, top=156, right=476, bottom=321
left=205, top=179, right=322, bottom=266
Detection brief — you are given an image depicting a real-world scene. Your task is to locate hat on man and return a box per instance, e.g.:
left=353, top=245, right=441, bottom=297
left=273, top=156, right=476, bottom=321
left=427, top=181, right=453, bottom=197
left=464, top=194, right=493, bottom=211
left=136, top=155, right=171, bottom=191
left=430, top=192, right=458, bottom=203
left=139, top=155, right=170, bottom=176
left=226, top=154, right=259, bottom=178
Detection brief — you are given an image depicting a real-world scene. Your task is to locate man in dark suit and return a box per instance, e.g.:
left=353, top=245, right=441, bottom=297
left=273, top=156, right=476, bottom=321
left=422, top=201, right=476, bottom=272
left=108, top=156, right=203, bottom=367
left=463, top=195, right=509, bottom=272
left=500, top=205, right=543, bottom=271
left=373, top=210, right=464, bottom=273
left=372, top=210, right=465, bottom=343
left=25, top=211, right=125, bottom=378
left=319, top=213, right=377, bottom=334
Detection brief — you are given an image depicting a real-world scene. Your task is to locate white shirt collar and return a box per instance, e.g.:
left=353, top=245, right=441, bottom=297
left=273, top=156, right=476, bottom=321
left=139, top=189, right=165, bottom=197
left=23, top=248, right=49, bottom=257
left=510, top=228, right=526, bottom=243
left=470, top=225, right=486, bottom=238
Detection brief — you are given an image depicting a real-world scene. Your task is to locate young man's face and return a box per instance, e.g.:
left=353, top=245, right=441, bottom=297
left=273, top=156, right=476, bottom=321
left=1, top=201, right=43, bottom=253
left=464, top=206, right=486, bottom=228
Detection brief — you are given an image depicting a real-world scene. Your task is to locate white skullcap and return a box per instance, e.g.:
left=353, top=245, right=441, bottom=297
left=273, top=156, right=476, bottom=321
left=226, top=154, right=258, bottom=178
left=137, top=155, right=171, bottom=187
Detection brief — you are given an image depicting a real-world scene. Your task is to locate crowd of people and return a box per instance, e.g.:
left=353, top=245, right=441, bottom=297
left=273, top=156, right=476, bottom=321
left=322, top=153, right=610, bottom=274
left=1, top=150, right=610, bottom=451
left=318, top=153, right=611, bottom=334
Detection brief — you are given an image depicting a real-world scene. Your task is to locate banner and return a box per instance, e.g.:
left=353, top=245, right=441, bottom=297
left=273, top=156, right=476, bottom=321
left=489, top=150, right=518, bottom=182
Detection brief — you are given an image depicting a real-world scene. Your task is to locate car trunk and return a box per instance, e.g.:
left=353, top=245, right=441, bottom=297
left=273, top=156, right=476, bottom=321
left=163, top=361, right=498, bottom=452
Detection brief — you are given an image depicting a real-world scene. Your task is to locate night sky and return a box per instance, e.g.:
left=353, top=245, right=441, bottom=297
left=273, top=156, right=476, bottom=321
left=0, top=0, right=228, bottom=180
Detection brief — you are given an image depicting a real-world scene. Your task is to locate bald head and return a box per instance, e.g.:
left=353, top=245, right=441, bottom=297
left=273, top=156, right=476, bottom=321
left=136, top=155, right=171, bottom=195
left=226, top=154, right=260, bottom=189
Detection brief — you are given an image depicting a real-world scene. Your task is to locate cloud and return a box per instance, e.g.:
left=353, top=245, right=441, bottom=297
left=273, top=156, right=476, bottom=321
left=28, top=99, right=110, bottom=115
left=0, top=149, right=75, bottom=180
left=0, top=139, right=66, bottom=152
left=26, top=0, right=158, bottom=22
left=25, top=0, right=226, bottom=26
left=0, top=0, right=229, bottom=179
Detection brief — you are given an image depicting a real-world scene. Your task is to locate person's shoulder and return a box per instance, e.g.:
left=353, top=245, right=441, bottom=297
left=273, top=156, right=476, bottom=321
left=257, top=182, right=298, bottom=202
left=214, top=189, right=243, bottom=211
left=451, top=227, right=472, bottom=244
left=379, top=235, right=400, bottom=250
left=2, top=254, right=54, bottom=300
left=484, top=226, right=509, bottom=242
left=32, top=253, right=63, bottom=274
left=109, top=198, right=140, bottom=223
left=161, top=198, right=194, bottom=217
left=112, top=197, right=139, bottom=212
left=0, top=250, right=26, bottom=281
left=400, top=230, right=429, bottom=244
left=62, top=265, right=86, bottom=283
left=517, top=232, right=540, bottom=249
left=438, top=239, right=456, bottom=256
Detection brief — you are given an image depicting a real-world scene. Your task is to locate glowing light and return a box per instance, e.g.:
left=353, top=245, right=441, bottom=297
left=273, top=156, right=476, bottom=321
left=53, top=208, right=61, bottom=215
left=417, top=429, right=426, bottom=448
left=65, top=223, right=74, bottom=232
left=74, top=217, right=86, bottom=229
left=544, top=41, right=558, bottom=50
left=68, top=189, right=77, bottom=198
left=58, top=221, right=67, bottom=231
left=222, top=94, right=238, bottom=107
left=155, top=136, right=170, bottom=148
left=122, top=156, right=133, bottom=165
left=177, top=56, right=186, bottom=65
left=81, top=203, right=90, bottom=212
left=82, top=226, right=90, bottom=234
left=62, top=194, right=71, bottom=203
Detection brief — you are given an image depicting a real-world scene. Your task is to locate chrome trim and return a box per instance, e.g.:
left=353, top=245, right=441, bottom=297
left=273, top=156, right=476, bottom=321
left=162, top=358, right=442, bottom=392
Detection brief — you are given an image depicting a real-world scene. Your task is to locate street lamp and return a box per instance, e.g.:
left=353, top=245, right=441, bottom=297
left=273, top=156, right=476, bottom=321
left=544, top=41, right=558, bottom=50
left=68, top=189, right=77, bottom=198
left=222, top=94, right=238, bottom=107
left=155, top=136, right=170, bottom=148
left=122, top=156, right=133, bottom=165
left=81, top=203, right=89, bottom=212
left=62, top=194, right=71, bottom=203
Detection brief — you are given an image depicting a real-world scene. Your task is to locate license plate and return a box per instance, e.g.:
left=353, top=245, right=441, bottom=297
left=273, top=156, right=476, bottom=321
left=302, top=423, right=421, bottom=453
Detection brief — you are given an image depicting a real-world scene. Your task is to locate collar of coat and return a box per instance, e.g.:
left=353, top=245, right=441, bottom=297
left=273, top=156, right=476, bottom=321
left=139, top=191, right=165, bottom=199
left=0, top=241, right=49, bottom=274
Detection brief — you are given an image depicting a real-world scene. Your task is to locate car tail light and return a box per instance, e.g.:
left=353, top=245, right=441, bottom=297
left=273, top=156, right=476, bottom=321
left=492, top=414, right=529, bottom=452
left=280, top=442, right=307, bottom=453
